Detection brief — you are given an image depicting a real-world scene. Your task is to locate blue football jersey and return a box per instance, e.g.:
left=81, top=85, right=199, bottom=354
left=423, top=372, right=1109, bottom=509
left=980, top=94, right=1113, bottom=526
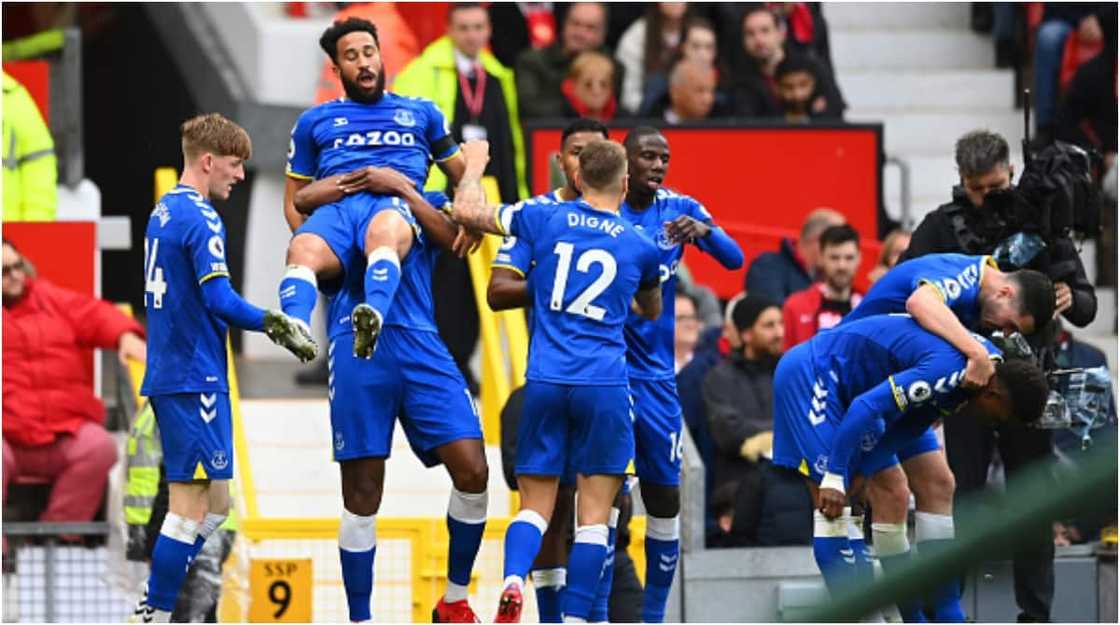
left=491, top=189, right=566, bottom=277
left=496, top=199, right=661, bottom=385
left=620, top=188, right=713, bottom=380
left=802, top=314, right=1002, bottom=475
left=326, top=193, right=449, bottom=338
left=286, top=92, right=458, bottom=186
left=140, top=185, right=233, bottom=395
left=846, top=253, right=996, bottom=330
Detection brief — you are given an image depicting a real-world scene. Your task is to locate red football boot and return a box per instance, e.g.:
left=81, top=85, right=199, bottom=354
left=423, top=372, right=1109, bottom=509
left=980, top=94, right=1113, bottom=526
left=432, top=597, right=480, bottom=623
left=494, top=584, right=524, bottom=623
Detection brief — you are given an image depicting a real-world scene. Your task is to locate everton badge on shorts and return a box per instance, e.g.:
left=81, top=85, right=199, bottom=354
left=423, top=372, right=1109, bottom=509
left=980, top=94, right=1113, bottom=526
left=394, top=109, right=416, bottom=127
left=211, top=450, right=229, bottom=470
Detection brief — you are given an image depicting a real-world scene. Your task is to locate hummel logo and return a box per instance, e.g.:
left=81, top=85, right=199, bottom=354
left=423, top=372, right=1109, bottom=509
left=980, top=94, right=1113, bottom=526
left=659, top=562, right=676, bottom=572
left=280, top=286, right=297, bottom=299
left=199, top=207, right=219, bottom=220
left=660, top=554, right=677, bottom=564
left=200, top=393, right=217, bottom=408
left=199, top=394, right=217, bottom=423
left=839, top=548, right=854, bottom=557
left=333, top=117, right=349, bottom=127
left=206, top=220, right=222, bottom=233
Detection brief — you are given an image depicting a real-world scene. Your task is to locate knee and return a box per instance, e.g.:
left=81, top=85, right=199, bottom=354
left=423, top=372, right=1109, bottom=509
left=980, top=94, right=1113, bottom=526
left=641, top=483, right=680, bottom=518
left=869, top=474, right=911, bottom=517
left=914, top=466, right=956, bottom=509
left=451, top=458, right=489, bottom=494
left=287, top=233, right=329, bottom=267
left=82, top=425, right=119, bottom=470
left=343, top=478, right=383, bottom=517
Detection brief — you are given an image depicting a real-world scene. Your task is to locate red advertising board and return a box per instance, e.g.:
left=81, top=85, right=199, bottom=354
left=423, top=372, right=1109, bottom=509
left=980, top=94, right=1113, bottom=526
left=526, top=124, right=884, bottom=298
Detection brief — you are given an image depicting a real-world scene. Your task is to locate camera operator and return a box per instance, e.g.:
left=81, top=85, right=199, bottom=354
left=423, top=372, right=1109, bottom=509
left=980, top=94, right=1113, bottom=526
left=899, top=129, right=1098, bottom=623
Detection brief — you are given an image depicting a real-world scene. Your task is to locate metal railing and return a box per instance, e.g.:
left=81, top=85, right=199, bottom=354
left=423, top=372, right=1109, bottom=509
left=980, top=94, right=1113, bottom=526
left=2, top=522, right=133, bottom=623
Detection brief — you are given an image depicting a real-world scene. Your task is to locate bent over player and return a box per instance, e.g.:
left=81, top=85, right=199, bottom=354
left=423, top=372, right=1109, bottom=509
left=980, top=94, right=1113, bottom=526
left=278, top=17, right=470, bottom=360
left=454, top=139, right=662, bottom=623
left=131, top=114, right=309, bottom=622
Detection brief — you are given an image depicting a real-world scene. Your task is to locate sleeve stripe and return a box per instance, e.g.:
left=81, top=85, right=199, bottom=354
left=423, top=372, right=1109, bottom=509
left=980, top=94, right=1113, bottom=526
left=436, top=147, right=462, bottom=163
left=494, top=206, right=507, bottom=235
left=491, top=263, right=526, bottom=278
left=198, top=271, right=229, bottom=285
left=286, top=171, right=313, bottom=181
left=888, top=375, right=907, bottom=412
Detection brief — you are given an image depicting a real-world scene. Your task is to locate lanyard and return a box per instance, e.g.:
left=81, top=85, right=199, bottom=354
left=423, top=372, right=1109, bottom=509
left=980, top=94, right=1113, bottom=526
left=458, top=64, right=487, bottom=121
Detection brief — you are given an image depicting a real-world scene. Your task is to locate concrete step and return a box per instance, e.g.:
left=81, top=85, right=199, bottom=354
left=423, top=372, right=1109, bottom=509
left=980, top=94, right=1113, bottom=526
left=823, top=2, right=970, bottom=30
left=849, top=109, right=1025, bottom=156
left=837, top=70, right=1016, bottom=111
left=830, top=30, right=993, bottom=71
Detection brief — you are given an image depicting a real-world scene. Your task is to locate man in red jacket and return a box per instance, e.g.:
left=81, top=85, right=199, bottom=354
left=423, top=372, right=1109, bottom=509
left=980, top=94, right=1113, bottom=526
left=2, top=239, right=146, bottom=522
left=782, top=224, right=863, bottom=350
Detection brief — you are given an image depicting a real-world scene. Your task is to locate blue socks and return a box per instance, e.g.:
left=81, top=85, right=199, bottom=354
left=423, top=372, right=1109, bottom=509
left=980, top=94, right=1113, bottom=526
left=813, top=509, right=857, bottom=597
left=874, top=521, right=926, bottom=623
left=588, top=507, right=620, bottom=622
left=339, top=509, right=377, bottom=622
left=147, top=513, right=199, bottom=611
left=364, top=247, right=401, bottom=318
left=503, top=510, right=548, bottom=589
left=848, top=513, right=875, bottom=586
left=563, top=525, right=610, bottom=621
left=916, top=512, right=965, bottom=623
left=531, top=568, right=566, bottom=623
left=642, top=514, right=680, bottom=623
left=445, top=489, right=487, bottom=602
left=279, top=265, right=318, bottom=327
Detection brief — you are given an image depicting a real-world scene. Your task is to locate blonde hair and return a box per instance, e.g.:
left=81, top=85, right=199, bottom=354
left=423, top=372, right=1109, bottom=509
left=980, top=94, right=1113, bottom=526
left=181, top=113, right=252, bottom=163
left=568, top=51, right=614, bottom=83
left=578, top=139, right=627, bottom=192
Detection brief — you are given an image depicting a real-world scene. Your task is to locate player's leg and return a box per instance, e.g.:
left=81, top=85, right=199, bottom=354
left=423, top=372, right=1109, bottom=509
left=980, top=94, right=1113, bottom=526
left=802, top=477, right=859, bottom=599
left=338, top=457, right=386, bottom=623
left=432, top=438, right=489, bottom=622
left=588, top=480, right=628, bottom=623
left=631, top=379, right=684, bottom=624
left=533, top=483, right=576, bottom=623
left=280, top=231, right=343, bottom=327
left=352, top=201, right=415, bottom=358
left=866, top=463, right=925, bottom=623
left=563, top=384, right=634, bottom=624
left=902, top=441, right=965, bottom=622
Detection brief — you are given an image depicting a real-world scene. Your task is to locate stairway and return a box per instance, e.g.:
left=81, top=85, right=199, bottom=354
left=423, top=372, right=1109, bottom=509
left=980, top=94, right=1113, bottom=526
left=823, top=2, right=1024, bottom=226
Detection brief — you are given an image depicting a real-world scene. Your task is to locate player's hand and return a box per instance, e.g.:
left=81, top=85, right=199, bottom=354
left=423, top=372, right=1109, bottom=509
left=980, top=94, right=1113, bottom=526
left=460, top=140, right=491, bottom=169
left=1054, top=281, right=1073, bottom=317
left=451, top=225, right=484, bottom=258
left=117, top=331, right=147, bottom=367
left=665, top=215, right=710, bottom=244
left=962, top=352, right=996, bottom=389
left=338, top=166, right=411, bottom=196
left=818, top=488, right=846, bottom=520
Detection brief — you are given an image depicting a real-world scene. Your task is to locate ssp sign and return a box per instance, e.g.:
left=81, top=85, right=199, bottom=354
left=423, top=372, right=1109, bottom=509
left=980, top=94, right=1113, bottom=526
left=249, top=559, right=312, bottom=622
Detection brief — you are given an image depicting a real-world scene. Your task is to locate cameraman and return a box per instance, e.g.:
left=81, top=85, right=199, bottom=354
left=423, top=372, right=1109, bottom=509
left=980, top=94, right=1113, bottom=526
left=900, top=129, right=1097, bottom=622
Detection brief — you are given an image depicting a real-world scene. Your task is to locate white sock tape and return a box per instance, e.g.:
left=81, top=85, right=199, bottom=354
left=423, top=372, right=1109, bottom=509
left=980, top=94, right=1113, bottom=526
left=813, top=508, right=851, bottom=538
left=531, top=567, right=567, bottom=589
left=339, top=509, right=377, bottom=552
left=646, top=514, right=680, bottom=541
left=368, top=246, right=400, bottom=268
left=915, top=511, right=955, bottom=542
left=574, top=524, right=610, bottom=547
left=448, top=488, right=488, bottom=525
left=283, top=264, right=317, bottom=287
left=160, top=513, right=200, bottom=545
left=513, top=509, right=549, bottom=534
left=871, top=522, right=910, bottom=557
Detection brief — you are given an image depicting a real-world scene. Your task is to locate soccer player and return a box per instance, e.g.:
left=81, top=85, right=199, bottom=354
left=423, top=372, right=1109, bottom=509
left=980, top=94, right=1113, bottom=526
left=617, top=126, right=744, bottom=623
left=286, top=149, right=490, bottom=623
left=487, top=117, right=611, bottom=623
left=131, top=114, right=311, bottom=622
left=278, top=17, right=473, bottom=361
left=453, top=139, right=662, bottom=623
left=770, top=314, right=1048, bottom=614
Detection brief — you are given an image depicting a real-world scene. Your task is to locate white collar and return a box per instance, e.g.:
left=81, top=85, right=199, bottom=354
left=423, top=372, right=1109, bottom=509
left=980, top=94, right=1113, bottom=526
left=453, top=48, right=480, bottom=76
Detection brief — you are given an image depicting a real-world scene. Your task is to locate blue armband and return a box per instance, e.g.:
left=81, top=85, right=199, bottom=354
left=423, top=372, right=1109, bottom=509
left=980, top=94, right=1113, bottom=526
left=201, top=276, right=266, bottom=332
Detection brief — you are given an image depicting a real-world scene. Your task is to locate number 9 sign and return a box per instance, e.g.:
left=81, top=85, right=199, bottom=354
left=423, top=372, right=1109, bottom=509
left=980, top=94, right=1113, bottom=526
left=249, top=558, right=312, bottom=622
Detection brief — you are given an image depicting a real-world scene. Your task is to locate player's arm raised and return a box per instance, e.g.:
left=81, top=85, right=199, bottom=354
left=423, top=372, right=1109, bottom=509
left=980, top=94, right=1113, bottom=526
left=451, top=140, right=504, bottom=235
left=906, top=283, right=993, bottom=388
left=665, top=211, right=744, bottom=270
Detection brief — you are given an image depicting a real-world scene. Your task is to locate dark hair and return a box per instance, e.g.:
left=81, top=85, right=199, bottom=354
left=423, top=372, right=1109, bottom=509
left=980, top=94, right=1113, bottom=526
left=1009, top=269, right=1055, bottom=330
left=955, top=130, right=1010, bottom=178
left=578, top=140, right=627, bottom=191
left=995, top=359, right=1050, bottom=425
left=562, top=118, right=610, bottom=147
left=643, top=3, right=692, bottom=77
left=675, top=283, right=699, bottom=311
left=732, top=293, right=779, bottom=332
left=319, top=17, right=380, bottom=63
left=819, top=224, right=859, bottom=249
left=775, top=53, right=818, bottom=81
left=448, top=2, right=485, bottom=21
left=623, top=126, right=664, bottom=153
left=742, top=3, right=783, bottom=30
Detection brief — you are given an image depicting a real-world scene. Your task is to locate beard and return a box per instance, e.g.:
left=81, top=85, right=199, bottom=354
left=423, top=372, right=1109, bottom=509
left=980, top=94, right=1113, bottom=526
left=341, top=69, right=386, bottom=104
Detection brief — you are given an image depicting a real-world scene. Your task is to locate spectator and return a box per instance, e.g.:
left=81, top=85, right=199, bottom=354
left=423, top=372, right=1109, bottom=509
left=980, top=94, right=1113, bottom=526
left=314, top=3, right=419, bottom=103
left=703, top=294, right=783, bottom=493
left=561, top=51, right=618, bottom=122
left=867, top=228, right=912, bottom=284
left=639, top=16, right=730, bottom=118
left=1032, top=3, right=1108, bottom=139
left=394, top=2, right=527, bottom=202
left=770, top=2, right=835, bottom=74
left=2, top=239, right=145, bottom=525
left=395, top=2, right=530, bottom=392
left=773, top=53, right=842, bottom=122
left=517, top=2, right=619, bottom=118
left=487, top=3, right=557, bottom=69
left=677, top=261, right=723, bottom=328
left=1053, top=6, right=1117, bottom=165
left=656, top=60, right=723, bottom=125
left=781, top=224, right=863, bottom=349
left=731, top=5, right=845, bottom=119
left=614, top=2, right=689, bottom=115
left=2, top=71, right=57, bottom=221
left=675, top=288, right=701, bottom=373
left=744, top=207, right=844, bottom=304
left=710, top=459, right=814, bottom=548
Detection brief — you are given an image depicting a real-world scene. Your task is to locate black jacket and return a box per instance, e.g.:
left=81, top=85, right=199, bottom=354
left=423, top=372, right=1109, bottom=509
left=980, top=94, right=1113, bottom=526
left=744, top=238, right=812, bottom=305
left=702, top=350, right=778, bottom=491
left=900, top=188, right=1097, bottom=328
